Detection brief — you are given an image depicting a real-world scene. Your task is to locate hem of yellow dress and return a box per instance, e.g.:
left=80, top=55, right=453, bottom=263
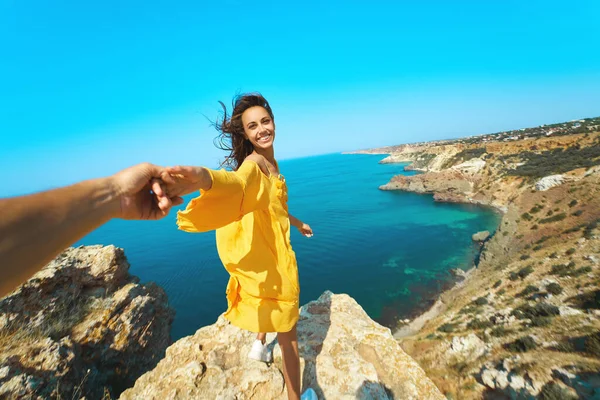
left=223, top=310, right=299, bottom=333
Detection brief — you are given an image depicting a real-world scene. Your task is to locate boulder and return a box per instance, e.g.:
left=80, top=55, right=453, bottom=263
left=448, top=333, right=487, bottom=360
left=472, top=231, right=490, bottom=242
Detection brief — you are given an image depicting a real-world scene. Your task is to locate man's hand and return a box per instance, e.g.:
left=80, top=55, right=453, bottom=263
left=111, top=163, right=184, bottom=220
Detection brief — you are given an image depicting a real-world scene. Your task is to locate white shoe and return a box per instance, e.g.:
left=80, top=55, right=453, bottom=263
left=248, top=339, right=272, bottom=363
left=301, top=388, right=318, bottom=400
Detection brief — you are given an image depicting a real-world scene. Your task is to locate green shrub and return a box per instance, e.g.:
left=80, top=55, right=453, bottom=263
left=571, top=289, right=600, bottom=310
left=452, top=147, right=486, bottom=163
left=546, top=282, right=563, bottom=295
left=530, top=205, right=544, bottom=214
left=520, top=254, right=531, bottom=260
left=568, top=200, right=578, bottom=207
left=549, top=252, right=558, bottom=259
left=493, top=280, right=502, bottom=289
left=503, top=143, right=600, bottom=178
left=539, top=382, right=578, bottom=400
left=517, top=265, right=534, bottom=279
left=509, top=272, right=519, bottom=281
left=529, top=316, right=552, bottom=327
left=490, top=326, right=512, bottom=337
left=539, top=213, right=567, bottom=224
left=438, top=323, right=459, bottom=333
left=512, top=303, right=560, bottom=319
left=535, top=236, right=550, bottom=244
left=583, top=219, right=599, bottom=239
left=584, top=331, right=600, bottom=357
left=571, top=210, right=583, bottom=217
left=533, top=245, right=543, bottom=251
left=565, top=248, right=576, bottom=255
left=505, top=336, right=537, bottom=352
left=550, top=262, right=589, bottom=277
left=497, top=289, right=506, bottom=296
left=572, top=266, right=593, bottom=276
left=459, top=305, right=482, bottom=315
left=554, top=340, right=575, bottom=352
left=531, top=225, right=538, bottom=230
left=473, top=297, right=489, bottom=306
left=564, top=223, right=585, bottom=233
left=521, top=212, right=533, bottom=221
left=518, top=285, right=539, bottom=297
left=466, top=318, right=493, bottom=330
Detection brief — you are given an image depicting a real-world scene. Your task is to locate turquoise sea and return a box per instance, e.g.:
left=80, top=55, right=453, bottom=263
left=75, top=153, right=500, bottom=340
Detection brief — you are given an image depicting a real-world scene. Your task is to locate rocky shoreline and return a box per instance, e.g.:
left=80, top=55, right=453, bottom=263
left=357, top=129, right=600, bottom=399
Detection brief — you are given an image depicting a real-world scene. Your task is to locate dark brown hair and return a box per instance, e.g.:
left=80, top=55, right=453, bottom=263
left=213, top=93, right=274, bottom=170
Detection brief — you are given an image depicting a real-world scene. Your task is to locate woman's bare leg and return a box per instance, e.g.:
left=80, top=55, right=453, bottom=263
left=256, top=332, right=267, bottom=344
left=278, top=324, right=300, bottom=400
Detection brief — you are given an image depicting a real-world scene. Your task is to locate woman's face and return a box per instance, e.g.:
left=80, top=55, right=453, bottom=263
left=241, top=106, right=275, bottom=150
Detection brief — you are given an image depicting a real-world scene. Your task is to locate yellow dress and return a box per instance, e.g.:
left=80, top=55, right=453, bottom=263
left=176, top=160, right=299, bottom=333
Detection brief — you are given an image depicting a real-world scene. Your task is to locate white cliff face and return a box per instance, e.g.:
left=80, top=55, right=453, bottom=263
left=535, top=175, right=565, bottom=191
left=452, top=158, right=486, bottom=174
left=0, top=246, right=174, bottom=399
left=121, top=292, right=445, bottom=400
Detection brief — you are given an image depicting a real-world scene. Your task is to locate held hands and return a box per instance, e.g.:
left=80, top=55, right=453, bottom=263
left=111, top=163, right=184, bottom=220
left=110, top=164, right=211, bottom=221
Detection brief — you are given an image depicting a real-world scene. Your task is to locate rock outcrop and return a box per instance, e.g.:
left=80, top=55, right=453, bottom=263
left=121, top=292, right=445, bottom=400
left=471, top=231, right=490, bottom=242
left=0, top=246, right=174, bottom=399
left=535, top=174, right=565, bottom=191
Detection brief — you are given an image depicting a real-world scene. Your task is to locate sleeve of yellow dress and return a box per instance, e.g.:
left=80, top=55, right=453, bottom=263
left=176, top=161, right=270, bottom=232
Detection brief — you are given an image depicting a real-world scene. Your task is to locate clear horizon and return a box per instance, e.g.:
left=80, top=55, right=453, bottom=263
left=2, top=1, right=599, bottom=196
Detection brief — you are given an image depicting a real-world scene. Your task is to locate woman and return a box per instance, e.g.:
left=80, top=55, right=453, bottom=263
left=166, top=93, right=315, bottom=400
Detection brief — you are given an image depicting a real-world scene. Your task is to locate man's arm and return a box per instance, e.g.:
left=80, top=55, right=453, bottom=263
left=0, top=163, right=179, bottom=297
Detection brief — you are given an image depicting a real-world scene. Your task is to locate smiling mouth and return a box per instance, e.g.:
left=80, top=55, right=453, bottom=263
left=257, top=134, right=272, bottom=143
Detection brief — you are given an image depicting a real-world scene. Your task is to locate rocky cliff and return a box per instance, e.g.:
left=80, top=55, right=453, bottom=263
left=359, top=131, right=600, bottom=398
left=121, top=291, right=444, bottom=400
left=0, top=246, right=174, bottom=399
left=1, top=250, right=445, bottom=399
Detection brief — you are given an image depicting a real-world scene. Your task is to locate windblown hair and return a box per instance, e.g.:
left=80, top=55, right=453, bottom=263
left=213, top=93, right=274, bottom=170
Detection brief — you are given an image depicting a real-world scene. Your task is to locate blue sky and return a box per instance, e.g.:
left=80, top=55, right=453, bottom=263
left=1, top=0, right=599, bottom=196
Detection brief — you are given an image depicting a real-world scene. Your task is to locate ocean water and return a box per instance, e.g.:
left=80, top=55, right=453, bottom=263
left=75, top=153, right=500, bottom=340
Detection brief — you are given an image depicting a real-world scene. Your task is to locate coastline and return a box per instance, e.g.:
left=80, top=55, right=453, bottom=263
left=358, top=129, right=600, bottom=399
left=366, top=154, right=506, bottom=337
left=393, top=263, right=477, bottom=338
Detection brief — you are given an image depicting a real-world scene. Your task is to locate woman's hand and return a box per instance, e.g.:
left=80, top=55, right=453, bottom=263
left=297, top=223, right=313, bottom=238
left=161, top=166, right=213, bottom=198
